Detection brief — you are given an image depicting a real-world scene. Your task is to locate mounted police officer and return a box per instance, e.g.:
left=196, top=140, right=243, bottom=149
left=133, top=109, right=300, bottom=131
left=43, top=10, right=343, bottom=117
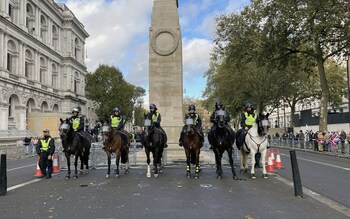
left=147, top=103, right=168, bottom=148
left=179, top=104, right=204, bottom=147
left=236, top=101, right=261, bottom=167
left=36, top=129, right=55, bottom=179
left=109, top=107, right=129, bottom=149
left=208, top=99, right=235, bottom=149
left=68, top=107, right=89, bottom=151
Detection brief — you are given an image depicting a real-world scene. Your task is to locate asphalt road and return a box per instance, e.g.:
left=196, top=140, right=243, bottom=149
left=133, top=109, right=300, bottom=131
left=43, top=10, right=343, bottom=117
left=1, top=151, right=350, bottom=219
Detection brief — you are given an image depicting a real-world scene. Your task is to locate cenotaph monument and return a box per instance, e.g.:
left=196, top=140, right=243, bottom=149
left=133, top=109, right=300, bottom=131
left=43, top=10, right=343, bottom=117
left=149, top=0, right=183, bottom=148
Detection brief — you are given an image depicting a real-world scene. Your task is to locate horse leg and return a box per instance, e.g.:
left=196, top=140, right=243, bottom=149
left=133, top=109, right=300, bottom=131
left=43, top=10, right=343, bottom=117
left=65, top=154, right=71, bottom=179
left=79, top=155, right=84, bottom=174
left=250, top=151, right=256, bottom=179
left=214, top=149, right=222, bottom=179
left=146, top=148, right=151, bottom=178
left=115, top=151, right=121, bottom=178
left=185, top=147, right=191, bottom=178
left=194, top=148, right=200, bottom=179
left=227, top=147, right=238, bottom=180
left=240, top=150, right=245, bottom=173
left=106, top=152, right=111, bottom=178
left=153, top=147, right=159, bottom=178
left=261, top=149, right=268, bottom=179
left=73, top=154, right=79, bottom=179
left=124, top=149, right=129, bottom=175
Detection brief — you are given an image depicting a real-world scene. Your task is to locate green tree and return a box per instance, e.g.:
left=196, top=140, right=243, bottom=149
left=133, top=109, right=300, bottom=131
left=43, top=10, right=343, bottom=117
left=85, top=65, right=135, bottom=121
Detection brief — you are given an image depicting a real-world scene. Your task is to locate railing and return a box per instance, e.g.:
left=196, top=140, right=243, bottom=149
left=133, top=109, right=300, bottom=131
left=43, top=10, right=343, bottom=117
left=269, top=137, right=350, bottom=155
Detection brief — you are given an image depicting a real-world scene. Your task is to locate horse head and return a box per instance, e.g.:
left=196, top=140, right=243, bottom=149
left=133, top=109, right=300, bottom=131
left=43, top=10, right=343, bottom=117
left=185, top=115, right=195, bottom=135
left=59, top=118, right=71, bottom=137
left=143, top=113, right=154, bottom=137
left=256, top=113, right=270, bottom=136
left=101, top=121, right=111, bottom=142
left=215, top=109, right=226, bottom=128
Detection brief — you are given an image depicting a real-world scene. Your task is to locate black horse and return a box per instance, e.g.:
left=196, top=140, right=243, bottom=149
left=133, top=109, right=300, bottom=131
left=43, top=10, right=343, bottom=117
left=140, top=114, right=165, bottom=178
left=59, top=118, right=91, bottom=179
left=208, top=110, right=238, bottom=180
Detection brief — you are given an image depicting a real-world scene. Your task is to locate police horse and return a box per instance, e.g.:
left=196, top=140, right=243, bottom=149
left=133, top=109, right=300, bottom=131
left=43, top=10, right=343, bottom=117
left=102, top=123, right=130, bottom=178
left=59, top=118, right=91, bottom=179
left=239, top=113, right=270, bottom=179
left=182, top=116, right=202, bottom=179
left=209, top=110, right=238, bottom=180
left=141, top=114, right=165, bottom=178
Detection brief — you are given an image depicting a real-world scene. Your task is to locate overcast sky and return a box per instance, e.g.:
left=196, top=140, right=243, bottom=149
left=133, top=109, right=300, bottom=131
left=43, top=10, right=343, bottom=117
left=56, top=0, right=250, bottom=103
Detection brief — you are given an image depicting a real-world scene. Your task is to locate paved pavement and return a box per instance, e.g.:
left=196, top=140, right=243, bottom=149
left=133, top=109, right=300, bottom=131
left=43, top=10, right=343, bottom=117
left=1, top=163, right=349, bottom=219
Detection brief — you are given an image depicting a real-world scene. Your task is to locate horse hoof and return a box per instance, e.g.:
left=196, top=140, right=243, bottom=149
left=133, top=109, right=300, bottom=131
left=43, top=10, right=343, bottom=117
left=240, top=169, right=245, bottom=174
left=263, top=174, right=268, bottom=179
left=233, top=175, right=239, bottom=180
left=251, top=174, right=256, bottom=179
left=73, top=176, right=78, bottom=179
left=186, top=173, right=190, bottom=179
left=115, top=174, right=119, bottom=178
left=79, top=170, right=83, bottom=174
left=65, top=176, right=70, bottom=179
left=125, top=170, right=129, bottom=175
left=217, top=175, right=222, bottom=180
left=194, top=175, right=199, bottom=179
left=106, top=174, right=110, bottom=179
left=154, top=174, right=159, bottom=178
left=159, top=169, right=163, bottom=173
left=146, top=173, right=151, bottom=178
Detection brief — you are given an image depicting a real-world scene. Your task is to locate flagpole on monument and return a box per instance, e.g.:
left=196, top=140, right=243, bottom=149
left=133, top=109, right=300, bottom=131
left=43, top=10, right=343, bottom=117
left=346, top=51, right=350, bottom=132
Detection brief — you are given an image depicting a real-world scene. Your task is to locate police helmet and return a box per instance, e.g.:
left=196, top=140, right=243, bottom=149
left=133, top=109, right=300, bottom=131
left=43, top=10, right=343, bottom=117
left=188, top=104, right=196, bottom=111
left=150, top=103, right=157, bottom=110
left=245, top=102, right=253, bottom=109
left=72, top=108, right=79, bottom=113
left=113, top=107, right=120, bottom=113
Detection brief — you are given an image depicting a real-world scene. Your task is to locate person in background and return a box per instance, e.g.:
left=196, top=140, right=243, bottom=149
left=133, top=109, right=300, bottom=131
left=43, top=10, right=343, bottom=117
left=31, top=136, right=39, bottom=155
left=339, top=130, right=346, bottom=154
left=24, top=136, right=31, bottom=155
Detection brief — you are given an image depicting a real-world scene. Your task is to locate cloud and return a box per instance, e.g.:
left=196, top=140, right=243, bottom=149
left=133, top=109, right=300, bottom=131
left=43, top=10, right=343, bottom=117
left=183, top=38, right=213, bottom=81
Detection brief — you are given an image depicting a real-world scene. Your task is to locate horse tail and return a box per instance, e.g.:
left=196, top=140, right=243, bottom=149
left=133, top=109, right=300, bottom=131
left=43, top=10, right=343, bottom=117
left=190, top=149, right=196, bottom=165
left=121, top=150, right=128, bottom=164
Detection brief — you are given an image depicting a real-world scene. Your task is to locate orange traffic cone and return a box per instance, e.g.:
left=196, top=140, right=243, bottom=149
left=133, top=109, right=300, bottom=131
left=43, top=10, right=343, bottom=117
left=34, top=156, right=42, bottom=177
left=52, top=154, right=60, bottom=173
left=270, top=148, right=276, bottom=166
left=275, top=150, right=283, bottom=169
left=267, top=152, right=275, bottom=173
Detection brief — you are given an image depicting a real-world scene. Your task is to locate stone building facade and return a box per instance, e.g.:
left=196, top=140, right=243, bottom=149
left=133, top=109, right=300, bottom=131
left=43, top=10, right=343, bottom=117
left=0, top=0, right=90, bottom=134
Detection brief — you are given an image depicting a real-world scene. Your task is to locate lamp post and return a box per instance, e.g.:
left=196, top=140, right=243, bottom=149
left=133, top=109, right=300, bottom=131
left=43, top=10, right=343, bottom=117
left=346, top=52, right=350, bottom=126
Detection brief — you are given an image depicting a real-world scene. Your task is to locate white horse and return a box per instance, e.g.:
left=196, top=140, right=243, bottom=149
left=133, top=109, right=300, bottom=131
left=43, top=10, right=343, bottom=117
left=240, top=113, right=270, bottom=179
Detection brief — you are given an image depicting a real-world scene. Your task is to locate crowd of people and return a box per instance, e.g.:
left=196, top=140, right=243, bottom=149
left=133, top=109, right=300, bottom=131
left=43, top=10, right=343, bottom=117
left=272, top=129, right=349, bottom=153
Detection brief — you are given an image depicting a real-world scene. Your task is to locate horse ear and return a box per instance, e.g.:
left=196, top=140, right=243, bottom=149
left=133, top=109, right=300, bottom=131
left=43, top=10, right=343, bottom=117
left=266, top=113, right=270, bottom=118
left=60, top=118, right=63, bottom=123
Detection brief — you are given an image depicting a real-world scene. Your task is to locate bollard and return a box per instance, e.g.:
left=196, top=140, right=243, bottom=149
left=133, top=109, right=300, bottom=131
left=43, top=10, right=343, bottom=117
left=0, top=154, right=7, bottom=196
left=290, top=150, right=303, bottom=197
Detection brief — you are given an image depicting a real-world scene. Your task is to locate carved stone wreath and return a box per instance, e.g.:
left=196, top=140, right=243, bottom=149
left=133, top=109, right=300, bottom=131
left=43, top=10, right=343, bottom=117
left=151, top=28, right=179, bottom=56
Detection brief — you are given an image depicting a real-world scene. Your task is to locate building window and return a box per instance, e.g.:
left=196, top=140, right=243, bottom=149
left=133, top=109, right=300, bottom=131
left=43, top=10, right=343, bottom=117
left=40, top=15, right=47, bottom=43
left=52, top=25, right=58, bottom=50
left=9, top=4, right=13, bottom=18
left=40, top=57, right=47, bottom=84
left=25, top=49, right=34, bottom=80
left=26, top=3, right=35, bottom=34
left=74, top=38, right=80, bottom=60
left=7, top=53, right=12, bottom=72
left=52, top=63, right=58, bottom=88
left=25, top=62, right=28, bottom=77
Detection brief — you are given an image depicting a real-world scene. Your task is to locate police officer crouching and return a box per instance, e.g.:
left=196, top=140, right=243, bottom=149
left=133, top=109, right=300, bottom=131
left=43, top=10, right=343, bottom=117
left=36, top=129, right=55, bottom=179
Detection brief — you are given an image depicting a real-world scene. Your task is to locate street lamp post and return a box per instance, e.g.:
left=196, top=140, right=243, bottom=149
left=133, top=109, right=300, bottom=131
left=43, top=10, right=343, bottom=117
left=346, top=52, right=350, bottom=126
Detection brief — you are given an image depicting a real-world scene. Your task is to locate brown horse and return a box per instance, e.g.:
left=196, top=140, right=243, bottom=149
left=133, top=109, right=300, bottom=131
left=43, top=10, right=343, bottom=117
left=102, top=124, right=130, bottom=178
left=183, top=117, right=202, bottom=179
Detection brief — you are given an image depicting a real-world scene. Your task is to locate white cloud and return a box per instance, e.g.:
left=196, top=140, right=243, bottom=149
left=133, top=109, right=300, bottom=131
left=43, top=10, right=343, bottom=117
left=225, top=0, right=250, bottom=12
left=183, top=38, right=213, bottom=81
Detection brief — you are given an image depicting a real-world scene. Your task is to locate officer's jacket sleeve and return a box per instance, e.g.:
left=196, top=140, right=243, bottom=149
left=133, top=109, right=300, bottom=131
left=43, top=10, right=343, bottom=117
left=117, top=116, right=125, bottom=130
left=78, top=117, right=85, bottom=131
left=210, top=111, right=216, bottom=123
left=36, top=140, right=42, bottom=155
left=157, top=113, right=162, bottom=124
left=197, top=115, right=202, bottom=127
left=240, top=113, right=246, bottom=128
left=49, top=138, right=55, bottom=155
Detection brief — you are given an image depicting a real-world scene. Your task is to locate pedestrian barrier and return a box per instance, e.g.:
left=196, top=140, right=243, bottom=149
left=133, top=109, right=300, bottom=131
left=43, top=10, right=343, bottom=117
left=52, top=154, right=60, bottom=173
left=267, top=151, right=275, bottom=173
left=275, top=150, right=283, bottom=169
left=34, top=156, right=42, bottom=177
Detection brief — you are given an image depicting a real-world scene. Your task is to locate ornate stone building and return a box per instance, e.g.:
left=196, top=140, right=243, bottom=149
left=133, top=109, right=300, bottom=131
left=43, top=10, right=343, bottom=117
left=0, top=0, right=90, bottom=142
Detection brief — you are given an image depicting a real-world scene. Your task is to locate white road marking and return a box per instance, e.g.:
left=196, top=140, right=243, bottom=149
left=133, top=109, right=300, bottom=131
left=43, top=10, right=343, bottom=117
left=7, top=164, right=37, bottom=172
left=7, top=179, right=42, bottom=191
left=281, top=153, right=350, bottom=171
left=274, top=175, right=350, bottom=217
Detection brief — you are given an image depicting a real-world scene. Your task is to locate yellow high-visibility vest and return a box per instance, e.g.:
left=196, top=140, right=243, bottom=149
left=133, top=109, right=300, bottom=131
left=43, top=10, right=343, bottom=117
left=152, top=112, right=159, bottom=122
left=111, top=115, right=122, bottom=128
left=244, top=112, right=256, bottom=126
left=40, top=138, right=52, bottom=152
left=70, top=117, right=80, bottom=129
